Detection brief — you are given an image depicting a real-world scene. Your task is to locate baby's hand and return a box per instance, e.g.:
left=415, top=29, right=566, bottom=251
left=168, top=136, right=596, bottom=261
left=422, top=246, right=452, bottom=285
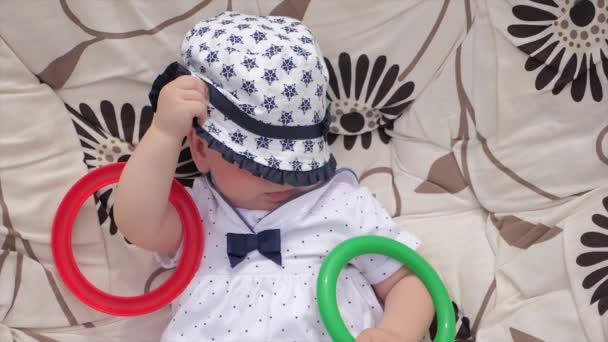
left=356, top=328, right=411, bottom=342
left=153, top=75, right=208, bottom=139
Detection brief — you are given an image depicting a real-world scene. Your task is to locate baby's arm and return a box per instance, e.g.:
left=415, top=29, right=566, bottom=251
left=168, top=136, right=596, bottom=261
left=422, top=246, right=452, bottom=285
left=114, top=75, right=207, bottom=254
left=357, top=268, right=435, bottom=342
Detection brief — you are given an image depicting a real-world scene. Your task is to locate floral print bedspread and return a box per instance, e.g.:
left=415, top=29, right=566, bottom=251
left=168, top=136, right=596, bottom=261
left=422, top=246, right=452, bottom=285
left=0, top=1, right=606, bottom=341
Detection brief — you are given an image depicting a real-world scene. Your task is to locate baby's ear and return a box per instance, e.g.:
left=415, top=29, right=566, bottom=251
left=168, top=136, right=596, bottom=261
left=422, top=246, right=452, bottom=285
left=187, top=130, right=211, bottom=173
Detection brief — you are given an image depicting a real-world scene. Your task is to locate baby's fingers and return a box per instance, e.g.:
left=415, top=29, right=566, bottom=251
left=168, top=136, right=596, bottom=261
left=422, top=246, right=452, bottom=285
left=174, top=75, right=207, bottom=95
left=184, top=100, right=207, bottom=120
left=354, top=334, right=373, bottom=342
left=181, top=90, right=206, bottom=103
left=355, top=328, right=404, bottom=342
left=355, top=329, right=374, bottom=342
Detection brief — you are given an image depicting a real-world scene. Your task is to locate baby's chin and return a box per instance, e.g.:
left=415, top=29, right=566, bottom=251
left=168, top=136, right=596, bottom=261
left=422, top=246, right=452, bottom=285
left=233, top=195, right=292, bottom=211
left=249, top=198, right=285, bottom=211
left=230, top=186, right=314, bottom=211
left=255, top=203, right=283, bottom=211
left=225, top=196, right=275, bottom=211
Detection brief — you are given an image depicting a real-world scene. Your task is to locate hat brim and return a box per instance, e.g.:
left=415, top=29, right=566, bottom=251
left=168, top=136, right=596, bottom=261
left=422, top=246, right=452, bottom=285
left=194, top=123, right=336, bottom=186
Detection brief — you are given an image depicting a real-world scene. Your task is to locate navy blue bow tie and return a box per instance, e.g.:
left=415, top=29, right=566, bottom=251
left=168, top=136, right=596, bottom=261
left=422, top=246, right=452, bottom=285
left=226, top=229, right=282, bottom=268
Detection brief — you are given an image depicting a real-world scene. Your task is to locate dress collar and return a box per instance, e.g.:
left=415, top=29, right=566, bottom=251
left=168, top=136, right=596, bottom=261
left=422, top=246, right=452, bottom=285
left=201, top=169, right=358, bottom=232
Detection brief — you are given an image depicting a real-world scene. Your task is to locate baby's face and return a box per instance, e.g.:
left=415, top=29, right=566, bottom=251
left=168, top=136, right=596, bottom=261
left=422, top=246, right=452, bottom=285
left=206, top=149, right=318, bottom=210
left=188, top=133, right=319, bottom=210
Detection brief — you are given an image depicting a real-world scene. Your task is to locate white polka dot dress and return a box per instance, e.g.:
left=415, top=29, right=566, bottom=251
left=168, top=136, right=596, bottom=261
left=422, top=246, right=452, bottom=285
left=156, top=169, right=421, bottom=341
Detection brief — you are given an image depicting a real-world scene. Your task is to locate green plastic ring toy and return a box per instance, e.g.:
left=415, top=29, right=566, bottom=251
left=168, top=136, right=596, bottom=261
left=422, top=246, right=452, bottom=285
left=317, top=236, right=455, bottom=342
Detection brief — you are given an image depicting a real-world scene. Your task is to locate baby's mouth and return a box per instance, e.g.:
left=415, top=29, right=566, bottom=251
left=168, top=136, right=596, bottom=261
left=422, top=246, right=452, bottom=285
left=264, top=189, right=297, bottom=202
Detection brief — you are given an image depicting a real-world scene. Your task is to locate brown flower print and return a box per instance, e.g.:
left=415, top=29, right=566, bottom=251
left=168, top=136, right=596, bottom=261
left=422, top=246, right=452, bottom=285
left=507, top=0, right=608, bottom=102
left=324, top=53, right=415, bottom=150
left=576, top=195, right=608, bottom=315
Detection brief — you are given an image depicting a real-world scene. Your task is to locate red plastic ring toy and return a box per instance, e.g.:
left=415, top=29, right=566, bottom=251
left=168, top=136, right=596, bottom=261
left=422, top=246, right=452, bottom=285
left=52, top=162, right=204, bottom=316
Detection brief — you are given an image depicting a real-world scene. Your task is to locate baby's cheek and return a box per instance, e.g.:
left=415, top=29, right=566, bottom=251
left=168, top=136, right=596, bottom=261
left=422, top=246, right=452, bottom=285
left=229, top=180, right=254, bottom=196
left=227, top=173, right=261, bottom=197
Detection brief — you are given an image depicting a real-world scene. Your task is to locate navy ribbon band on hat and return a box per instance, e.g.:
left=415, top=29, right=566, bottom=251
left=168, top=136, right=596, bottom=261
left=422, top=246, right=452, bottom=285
left=226, top=229, right=282, bottom=267
left=148, top=62, right=337, bottom=186
left=207, top=82, right=327, bottom=140
left=149, top=62, right=327, bottom=140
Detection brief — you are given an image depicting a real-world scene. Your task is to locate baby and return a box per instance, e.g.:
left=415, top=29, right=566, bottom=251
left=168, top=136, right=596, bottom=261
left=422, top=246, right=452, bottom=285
left=115, top=11, right=433, bottom=342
